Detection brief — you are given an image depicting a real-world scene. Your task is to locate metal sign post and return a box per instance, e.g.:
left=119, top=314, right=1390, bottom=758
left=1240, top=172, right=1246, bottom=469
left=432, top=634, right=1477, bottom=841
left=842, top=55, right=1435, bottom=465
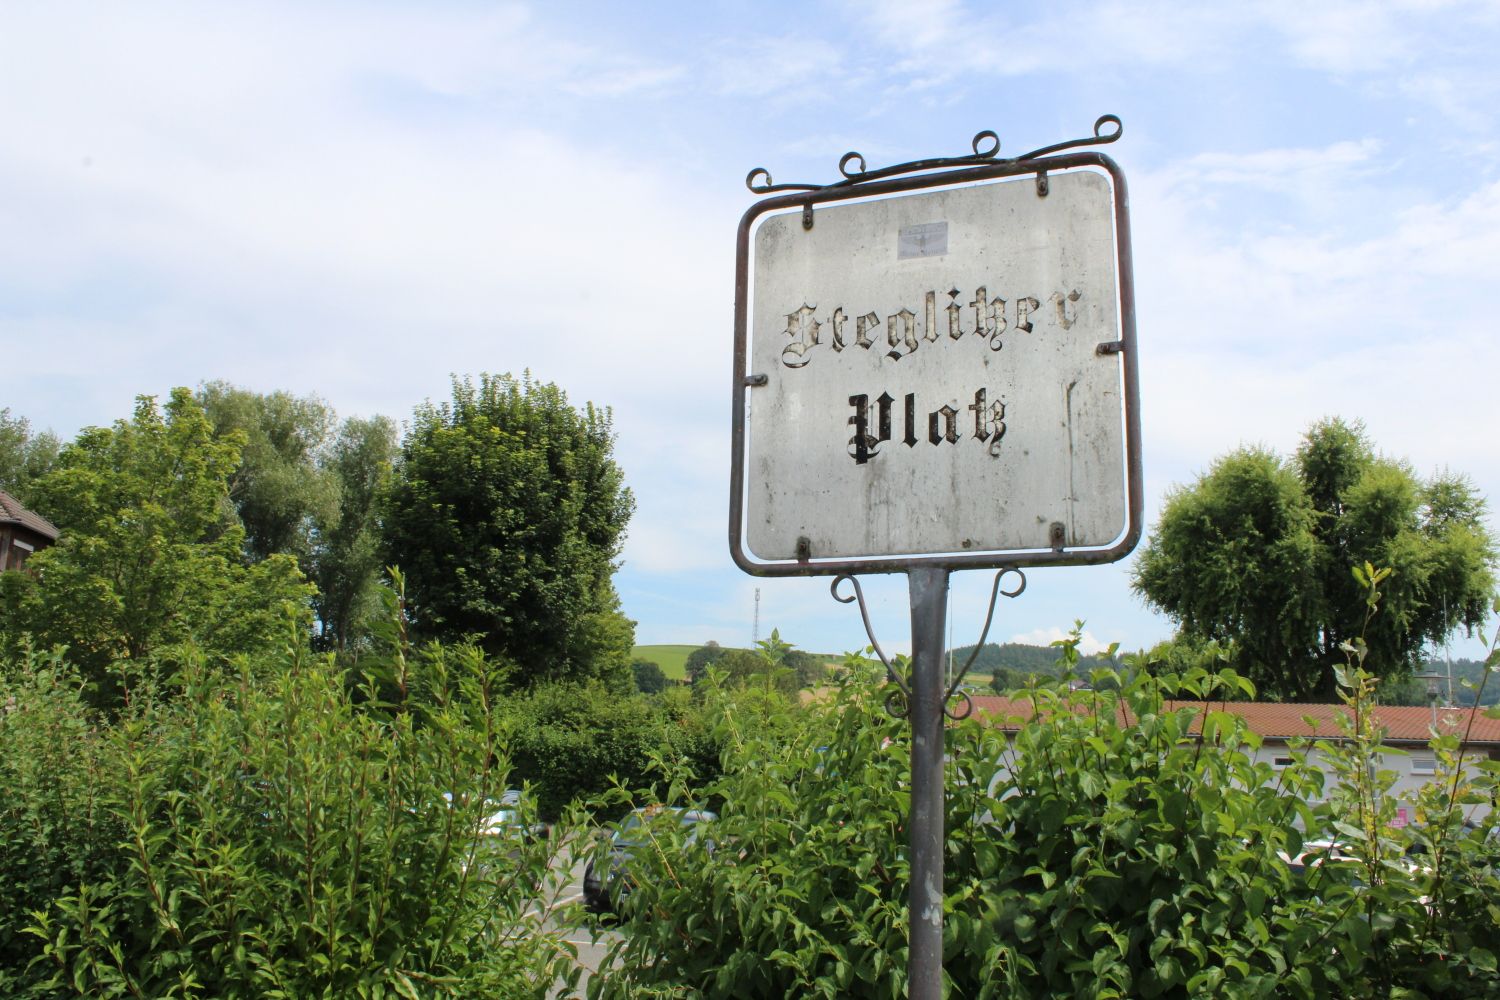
left=906, top=566, right=948, bottom=998
left=730, top=117, right=1142, bottom=1000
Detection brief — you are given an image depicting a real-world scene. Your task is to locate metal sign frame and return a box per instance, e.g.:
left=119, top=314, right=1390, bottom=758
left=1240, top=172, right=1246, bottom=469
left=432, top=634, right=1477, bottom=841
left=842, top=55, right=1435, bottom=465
left=729, top=145, right=1142, bottom=578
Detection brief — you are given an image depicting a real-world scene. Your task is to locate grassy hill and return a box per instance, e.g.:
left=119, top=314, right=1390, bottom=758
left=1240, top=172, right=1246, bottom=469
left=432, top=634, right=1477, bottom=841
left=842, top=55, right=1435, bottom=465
left=630, top=645, right=699, bottom=680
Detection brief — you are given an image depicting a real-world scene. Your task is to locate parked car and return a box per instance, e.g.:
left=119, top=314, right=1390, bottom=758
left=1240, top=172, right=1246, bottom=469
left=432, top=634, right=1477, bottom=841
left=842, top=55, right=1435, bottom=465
left=1279, top=838, right=1355, bottom=878
left=481, top=788, right=551, bottom=841
left=582, top=806, right=716, bottom=913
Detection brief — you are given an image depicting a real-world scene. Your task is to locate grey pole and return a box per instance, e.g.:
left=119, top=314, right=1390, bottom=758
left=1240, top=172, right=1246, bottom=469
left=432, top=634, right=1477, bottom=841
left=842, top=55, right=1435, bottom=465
left=907, top=566, right=950, bottom=1000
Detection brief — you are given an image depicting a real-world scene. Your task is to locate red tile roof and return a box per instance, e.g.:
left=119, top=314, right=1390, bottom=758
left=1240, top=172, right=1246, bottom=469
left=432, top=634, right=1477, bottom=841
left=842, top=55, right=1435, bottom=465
left=969, top=694, right=1500, bottom=746
left=0, top=490, right=58, bottom=541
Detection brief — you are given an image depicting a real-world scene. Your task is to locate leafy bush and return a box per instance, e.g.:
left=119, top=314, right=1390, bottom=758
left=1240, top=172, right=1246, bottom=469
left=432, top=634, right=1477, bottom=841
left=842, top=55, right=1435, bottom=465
left=13, top=624, right=579, bottom=999
left=506, top=681, right=724, bottom=821
left=590, top=611, right=1500, bottom=999
left=1287, top=568, right=1500, bottom=995
left=0, top=647, right=128, bottom=999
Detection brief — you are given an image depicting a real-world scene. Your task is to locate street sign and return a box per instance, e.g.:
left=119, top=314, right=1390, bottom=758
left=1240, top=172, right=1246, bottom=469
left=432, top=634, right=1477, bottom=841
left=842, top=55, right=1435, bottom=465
left=731, top=157, right=1140, bottom=575
left=730, top=123, right=1142, bottom=1000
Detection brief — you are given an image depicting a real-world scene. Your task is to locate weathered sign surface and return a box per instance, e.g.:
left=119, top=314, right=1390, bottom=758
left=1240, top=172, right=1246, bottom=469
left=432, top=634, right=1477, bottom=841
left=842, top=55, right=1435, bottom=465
left=742, top=169, right=1127, bottom=564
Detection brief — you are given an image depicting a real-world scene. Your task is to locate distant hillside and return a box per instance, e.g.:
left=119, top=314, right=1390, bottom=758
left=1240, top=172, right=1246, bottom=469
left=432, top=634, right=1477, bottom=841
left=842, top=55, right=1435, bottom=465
left=948, top=641, right=1121, bottom=678
left=632, top=644, right=846, bottom=681
left=1421, top=657, right=1500, bottom=707
left=630, top=645, right=698, bottom=680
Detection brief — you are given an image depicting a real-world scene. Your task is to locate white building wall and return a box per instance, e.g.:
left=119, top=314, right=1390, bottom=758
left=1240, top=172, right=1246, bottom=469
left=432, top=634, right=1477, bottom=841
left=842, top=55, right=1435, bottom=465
left=1249, top=742, right=1495, bottom=825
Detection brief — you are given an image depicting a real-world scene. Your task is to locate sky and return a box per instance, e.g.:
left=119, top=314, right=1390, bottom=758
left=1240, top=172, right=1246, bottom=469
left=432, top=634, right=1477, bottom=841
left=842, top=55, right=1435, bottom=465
left=3, top=0, right=1499, bottom=663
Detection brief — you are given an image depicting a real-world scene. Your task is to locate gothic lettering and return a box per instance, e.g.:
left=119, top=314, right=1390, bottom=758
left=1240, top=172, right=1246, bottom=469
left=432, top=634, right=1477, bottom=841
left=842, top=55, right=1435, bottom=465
left=946, top=288, right=965, bottom=340
left=846, top=389, right=1009, bottom=464
left=847, top=394, right=876, bottom=465
left=781, top=304, right=820, bottom=368
left=1051, top=289, right=1080, bottom=330
left=886, top=308, right=918, bottom=361
left=928, top=405, right=959, bottom=445
left=876, top=391, right=894, bottom=443
left=1015, top=296, right=1040, bottom=334
left=830, top=307, right=848, bottom=351
left=777, top=287, right=1081, bottom=367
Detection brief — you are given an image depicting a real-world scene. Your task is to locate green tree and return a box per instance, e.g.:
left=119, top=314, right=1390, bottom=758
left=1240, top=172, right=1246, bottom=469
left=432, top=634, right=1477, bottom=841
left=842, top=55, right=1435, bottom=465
left=988, top=665, right=1027, bottom=692
left=952, top=641, right=1121, bottom=679
left=0, top=407, right=61, bottom=507
left=198, top=381, right=338, bottom=563
left=198, top=383, right=399, bottom=653
left=631, top=658, right=668, bottom=694
left=381, top=373, right=635, bottom=686
left=312, top=414, right=398, bottom=652
left=1132, top=418, right=1495, bottom=699
left=704, top=632, right=799, bottom=696
left=0, top=390, right=312, bottom=700
left=685, top=640, right=726, bottom=686
left=784, top=648, right=826, bottom=689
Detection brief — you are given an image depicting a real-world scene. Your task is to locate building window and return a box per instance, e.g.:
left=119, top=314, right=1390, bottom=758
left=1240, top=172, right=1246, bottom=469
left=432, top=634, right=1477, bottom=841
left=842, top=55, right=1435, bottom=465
left=1273, top=756, right=1295, bottom=768
left=1411, top=756, right=1436, bottom=775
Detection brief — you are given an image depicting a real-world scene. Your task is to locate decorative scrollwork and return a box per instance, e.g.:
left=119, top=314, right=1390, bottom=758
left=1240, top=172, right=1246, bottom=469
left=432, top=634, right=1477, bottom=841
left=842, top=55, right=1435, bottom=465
left=831, top=574, right=911, bottom=719
left=745, top=116, right=1121, bottom=195
left=943, top=568, right=1026, bottom=720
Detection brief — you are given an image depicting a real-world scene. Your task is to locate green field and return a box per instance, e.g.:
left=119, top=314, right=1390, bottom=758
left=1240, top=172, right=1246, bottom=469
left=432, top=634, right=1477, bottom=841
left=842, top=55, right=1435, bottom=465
left=630, top=645, right=702, bottom=680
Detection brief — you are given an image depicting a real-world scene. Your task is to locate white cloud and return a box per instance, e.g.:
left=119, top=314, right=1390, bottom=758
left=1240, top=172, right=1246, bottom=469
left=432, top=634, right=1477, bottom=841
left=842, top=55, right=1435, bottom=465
left=1008, top=627, right=1112, bottom=657
left=4, top=0, right=1498, bottom=666
left=1126, top=141, right=1500, bottom=584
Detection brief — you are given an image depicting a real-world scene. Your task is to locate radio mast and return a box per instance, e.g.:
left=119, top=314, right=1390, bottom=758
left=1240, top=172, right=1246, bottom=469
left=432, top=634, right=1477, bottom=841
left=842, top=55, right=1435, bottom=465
left=753, top=587, right=761, bottom=645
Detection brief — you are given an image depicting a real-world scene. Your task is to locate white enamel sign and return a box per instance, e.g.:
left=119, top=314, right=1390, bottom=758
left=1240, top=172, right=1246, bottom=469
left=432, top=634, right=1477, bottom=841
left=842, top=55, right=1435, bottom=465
left=742, top=169, right=1129, bottom=563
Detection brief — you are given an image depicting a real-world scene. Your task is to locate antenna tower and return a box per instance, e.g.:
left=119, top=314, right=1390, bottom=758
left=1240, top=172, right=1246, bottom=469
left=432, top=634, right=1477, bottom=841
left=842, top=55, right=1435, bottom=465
left=753, top=587, right=761, bottom=645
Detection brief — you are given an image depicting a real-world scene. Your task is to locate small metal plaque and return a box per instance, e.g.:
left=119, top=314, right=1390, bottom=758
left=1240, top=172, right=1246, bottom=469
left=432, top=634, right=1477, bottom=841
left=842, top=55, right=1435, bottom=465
left=898, top=221, right=948, bottom=260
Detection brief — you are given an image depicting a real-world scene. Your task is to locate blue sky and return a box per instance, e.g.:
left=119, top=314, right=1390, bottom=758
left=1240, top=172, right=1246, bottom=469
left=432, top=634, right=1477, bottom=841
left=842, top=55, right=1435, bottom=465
left=3, top=1, right=1499, bottom=662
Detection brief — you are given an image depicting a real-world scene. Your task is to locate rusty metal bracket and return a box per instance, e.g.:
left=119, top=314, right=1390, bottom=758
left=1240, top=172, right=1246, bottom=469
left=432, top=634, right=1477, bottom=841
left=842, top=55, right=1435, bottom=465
left=1036, top=169, right=1049, bottom=197
left=1096, top=340, right=1124, bottom=356
left=941, top=568, right=1026, bottom=720
left=746, top=115, right=1122, bottom=195
left=802, top=203, right=814, bottom=230
left=831, top=574, right=912, bottom=719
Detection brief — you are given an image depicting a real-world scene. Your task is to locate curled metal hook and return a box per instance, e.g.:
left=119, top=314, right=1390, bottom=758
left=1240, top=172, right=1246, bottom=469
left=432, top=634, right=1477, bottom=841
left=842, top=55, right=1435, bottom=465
left=1012, top=114, right=1122, bottom=162
left=942, top=568, right=1026, bottom=718
left=838, top=151, right=867, bottom=180
left=744, top=167, right=774, bottom=192
left=832, top=574, right=912, bottom=716
left=744, top=116, right=1120, bottom=194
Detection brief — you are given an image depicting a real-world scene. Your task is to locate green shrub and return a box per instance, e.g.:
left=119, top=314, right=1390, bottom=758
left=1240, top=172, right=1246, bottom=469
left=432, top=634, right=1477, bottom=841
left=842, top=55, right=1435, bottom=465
left=589, top=616, right=1500, bottom=999
left=506, top=681, right=724, bottom=821
left=1292, top=569, right=1500, bottom=996
left=17, top=626, right=579, bottom=999
left=0, top=646, right=129, bottom=998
